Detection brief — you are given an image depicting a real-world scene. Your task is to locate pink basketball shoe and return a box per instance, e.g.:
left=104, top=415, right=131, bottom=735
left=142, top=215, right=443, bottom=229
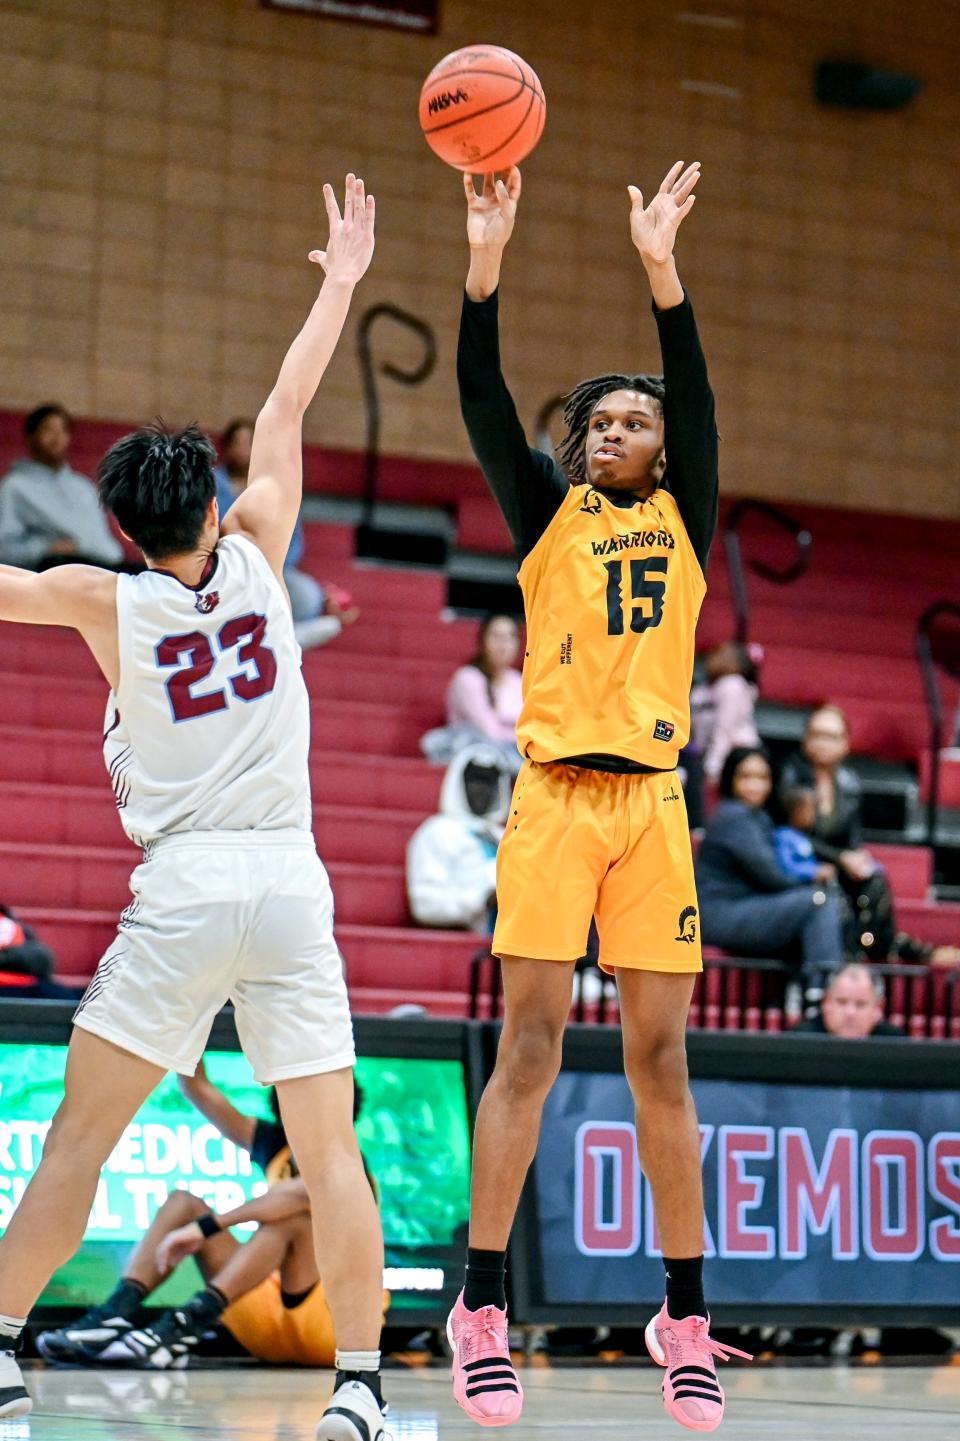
left=645, top=1302, right=752, bottom=1432
left=447, top=1290, right=523, bottom=1427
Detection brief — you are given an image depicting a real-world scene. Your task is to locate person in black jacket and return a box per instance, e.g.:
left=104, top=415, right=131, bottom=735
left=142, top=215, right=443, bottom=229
left=695, top=747, right=844, bottom=987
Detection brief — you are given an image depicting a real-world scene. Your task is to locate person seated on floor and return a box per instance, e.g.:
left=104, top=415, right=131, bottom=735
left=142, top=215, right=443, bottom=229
left=406, top=743, right=512, bottom=934
left=695, top=746, right=844, bottom=999
left=0, top=403, right=124, bottom=569
left=213, top=416, right=358, bottom=650
left=37, top=1059, right=382, bottom=1370
left=421, top=614, right=523, bottom=773
left=792, top=962, right=905, bottom=1038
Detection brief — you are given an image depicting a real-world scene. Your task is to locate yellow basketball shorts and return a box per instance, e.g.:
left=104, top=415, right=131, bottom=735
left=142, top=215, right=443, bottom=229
left=492, top=761, right=702, bottom=974
left=222, top=1274, right=390, bottom=1366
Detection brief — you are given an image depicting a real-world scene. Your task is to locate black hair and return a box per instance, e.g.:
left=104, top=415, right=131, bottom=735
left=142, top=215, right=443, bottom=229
left=557, top=373, right=665, bottom=482
left=221, top=417, right=255, bottom=451
left=718, top=745, right=772, bottom=800
left=97, top=421, right=216, bottom=560
left=25, top=403, right=72, bottom=438
left=781, top=784, right=815, bottom=826
left=468, top=613, right=518, bottom=705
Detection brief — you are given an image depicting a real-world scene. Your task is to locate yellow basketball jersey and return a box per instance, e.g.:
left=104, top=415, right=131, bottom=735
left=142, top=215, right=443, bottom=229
left=516, top=484, right=706, bottom=769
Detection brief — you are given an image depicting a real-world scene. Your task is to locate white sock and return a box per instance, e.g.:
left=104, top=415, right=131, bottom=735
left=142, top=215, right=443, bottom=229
left=335, top=1348, right=380, bottom=1375
left=0, top=1314, right=25, bottom=1346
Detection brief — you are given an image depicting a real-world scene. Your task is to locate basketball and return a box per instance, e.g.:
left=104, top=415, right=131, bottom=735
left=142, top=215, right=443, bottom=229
left=419, top=44, right=546, bottom=173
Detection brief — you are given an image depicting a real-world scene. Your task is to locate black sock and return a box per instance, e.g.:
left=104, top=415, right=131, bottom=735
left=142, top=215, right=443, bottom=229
left=663, top=1256, right=706, bottom=1320
left=185, top=1285, right=228, bottom=1325
left=464, top=1247, right=507, bottom=1312
left=107, top=1278, right=148, bottom=1319
left=334, top=1369, right=383, bottom=1405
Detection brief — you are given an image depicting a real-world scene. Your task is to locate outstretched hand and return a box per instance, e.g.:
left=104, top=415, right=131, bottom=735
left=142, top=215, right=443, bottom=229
left=309, top=173, right=376, bottom=283
left=628, top=162, right=700, bottom=267
left=464, top=167, right=522, bottom=253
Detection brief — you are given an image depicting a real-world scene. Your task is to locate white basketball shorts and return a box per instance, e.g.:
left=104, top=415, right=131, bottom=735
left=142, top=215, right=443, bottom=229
left=73, top=830, right=355, bottom=1083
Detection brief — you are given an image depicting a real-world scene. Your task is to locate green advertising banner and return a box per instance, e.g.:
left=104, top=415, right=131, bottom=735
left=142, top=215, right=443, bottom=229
left=0, top=1044, right=470, bottom=1314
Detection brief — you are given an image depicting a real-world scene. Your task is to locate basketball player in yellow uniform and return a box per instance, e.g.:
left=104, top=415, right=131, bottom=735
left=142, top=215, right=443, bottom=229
left=446, top=163, right=749, bottom=1434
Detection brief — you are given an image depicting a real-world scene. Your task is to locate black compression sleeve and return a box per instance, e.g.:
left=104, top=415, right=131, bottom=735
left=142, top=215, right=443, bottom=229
left=654, top=293, right=718, bottom=574
left=458, top=289, right=568, bottom=560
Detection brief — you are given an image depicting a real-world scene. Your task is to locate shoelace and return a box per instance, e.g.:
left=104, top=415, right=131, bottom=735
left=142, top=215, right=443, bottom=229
left=460, top=1312, right=509, bottom=1364
left=667, top=1321, right=752, bottom=1370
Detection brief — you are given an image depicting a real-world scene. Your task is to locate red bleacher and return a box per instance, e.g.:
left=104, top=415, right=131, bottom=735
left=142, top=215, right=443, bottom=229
left=1, top=409, right=958, bottom=1023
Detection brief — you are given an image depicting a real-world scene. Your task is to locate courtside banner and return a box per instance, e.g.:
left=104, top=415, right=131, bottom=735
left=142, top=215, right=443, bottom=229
left=530, top=1070, right=959, bottom=1318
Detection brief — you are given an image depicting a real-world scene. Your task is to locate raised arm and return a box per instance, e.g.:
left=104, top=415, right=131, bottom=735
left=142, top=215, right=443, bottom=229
left=221, top=174, right=375, bottom=576
left=628, top=163, right=719, bottom=572
left=177, top=1057, right=257, bottom=1152
left=459, top=169, right=567, bottom=560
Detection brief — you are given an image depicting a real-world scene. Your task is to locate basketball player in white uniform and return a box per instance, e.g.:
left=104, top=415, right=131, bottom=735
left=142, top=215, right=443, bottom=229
left=0, top=175, right=386, bottom=1441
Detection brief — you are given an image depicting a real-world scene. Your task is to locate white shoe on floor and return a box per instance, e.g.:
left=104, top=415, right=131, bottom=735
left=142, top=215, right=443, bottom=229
left=0, top=1350, right=32, bottom=1418
left=316, top=1378, right=387, bottom=1441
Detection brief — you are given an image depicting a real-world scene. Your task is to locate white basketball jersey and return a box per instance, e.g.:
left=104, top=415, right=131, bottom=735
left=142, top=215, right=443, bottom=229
left=103, top=534, right=311, bottom=846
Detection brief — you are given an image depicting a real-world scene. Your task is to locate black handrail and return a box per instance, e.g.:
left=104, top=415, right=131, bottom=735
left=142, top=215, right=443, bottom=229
left=356, top=304, right=437, bottom=530
left=723, top=499, right=812, bottom=643
left=916, top=599, right=960, bottom=848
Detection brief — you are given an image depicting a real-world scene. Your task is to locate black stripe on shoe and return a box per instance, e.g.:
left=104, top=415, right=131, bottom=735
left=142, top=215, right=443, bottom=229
left=0, top=1385, right=29, bottom=1410
left=670, top=1365, right=717, bottom=1382
left=323, top=1408, right=371, bottom=1441
left=462, top=1356, right=513, bottom=1372
left=465, top=1382, right=521, bottom=1398
left=673, top=1387, right=724, bottom=1403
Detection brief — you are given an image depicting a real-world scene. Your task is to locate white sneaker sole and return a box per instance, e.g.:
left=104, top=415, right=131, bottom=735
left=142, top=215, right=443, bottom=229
left=0, top=1394, right=32, bottom=1419
left=645, top=1316, right=666, bottom=1366
left=316, top=1399, right=386, bottom=1441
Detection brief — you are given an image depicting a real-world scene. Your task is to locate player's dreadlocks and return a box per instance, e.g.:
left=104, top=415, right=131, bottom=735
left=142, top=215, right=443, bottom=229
left=556, top=372, right=665, bottom=482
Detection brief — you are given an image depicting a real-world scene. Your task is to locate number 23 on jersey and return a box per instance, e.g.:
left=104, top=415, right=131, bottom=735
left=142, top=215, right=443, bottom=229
left=155, top=611, right=277, bottom=723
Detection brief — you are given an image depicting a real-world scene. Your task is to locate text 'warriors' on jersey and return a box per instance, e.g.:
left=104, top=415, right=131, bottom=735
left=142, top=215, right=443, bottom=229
left=103, top=535, right=311, bottom=846
left=516, top=485, right=706, bottom=769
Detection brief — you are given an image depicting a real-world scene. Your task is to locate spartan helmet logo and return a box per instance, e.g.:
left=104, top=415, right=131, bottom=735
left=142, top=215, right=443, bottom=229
left=675, top=906, right=698, bottom=943
left=579, top=488, right=602, bottom=514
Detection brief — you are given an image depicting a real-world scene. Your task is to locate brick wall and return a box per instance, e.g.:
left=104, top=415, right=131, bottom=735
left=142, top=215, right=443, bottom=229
left=1, top=0, right=957, bottom=517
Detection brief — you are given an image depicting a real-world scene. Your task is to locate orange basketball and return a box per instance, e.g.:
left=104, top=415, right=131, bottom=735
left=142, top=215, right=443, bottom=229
left=419, top=44, right=546, bottom=173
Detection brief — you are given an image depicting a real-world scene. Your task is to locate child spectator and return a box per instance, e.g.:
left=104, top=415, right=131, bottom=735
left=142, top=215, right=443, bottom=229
left=773, top=787, right=830, bottom=883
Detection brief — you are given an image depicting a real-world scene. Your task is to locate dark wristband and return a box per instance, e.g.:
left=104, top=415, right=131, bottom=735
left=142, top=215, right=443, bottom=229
left=196, top=1213, right=221, bottom=1239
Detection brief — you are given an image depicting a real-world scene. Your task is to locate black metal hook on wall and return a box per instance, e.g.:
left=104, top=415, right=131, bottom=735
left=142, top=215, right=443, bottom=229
left=357, top=303, right=437, bottom=529
left=723, top=499, right=812, bottom=644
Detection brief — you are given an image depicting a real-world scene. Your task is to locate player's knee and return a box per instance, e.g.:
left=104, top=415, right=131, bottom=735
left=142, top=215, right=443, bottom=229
left=158, top=1190, right=206, bottom=1224
left=497, top=1022, right=563, bottom=1097
left=41, top=1106, right=115, bottom=1173
left=624, top=1037, right=689, bottom=1102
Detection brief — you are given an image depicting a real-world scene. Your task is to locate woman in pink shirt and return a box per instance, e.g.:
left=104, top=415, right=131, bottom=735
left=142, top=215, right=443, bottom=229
left=423, top=615, right=523, bottom=770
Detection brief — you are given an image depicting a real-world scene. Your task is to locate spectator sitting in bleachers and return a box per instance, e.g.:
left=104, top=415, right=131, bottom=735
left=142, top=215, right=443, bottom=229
left=214, top=417, right=358, bottom=650
left=0, top=404, right=124, bottom=569
left=422, top=614, right=523, bottom=772
left=792, top=962, right=905, bottom=1038
left=773, top=786, right=821, bottom=881
left=695, top=746, right=844, bottom=995
left=779, top=706, right=956, bottom=965
left=406, top=744, right=512, bottom=933
left=0, top=905, right=80, bottom=999
left=691, top=640, right=762, bottom=787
